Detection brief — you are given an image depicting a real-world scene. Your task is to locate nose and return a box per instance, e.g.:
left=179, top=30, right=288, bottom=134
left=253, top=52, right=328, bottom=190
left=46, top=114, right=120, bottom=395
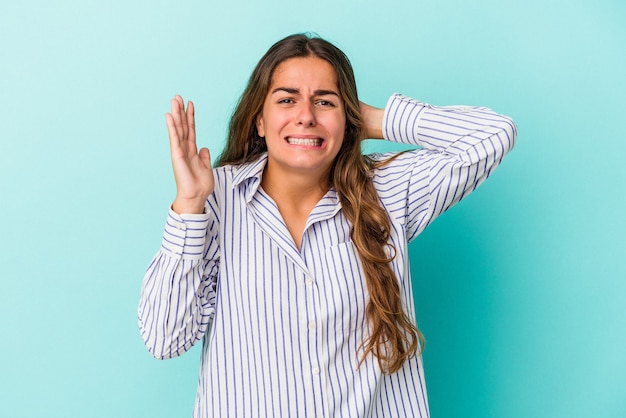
left=296, top=103, right=316, bottom=127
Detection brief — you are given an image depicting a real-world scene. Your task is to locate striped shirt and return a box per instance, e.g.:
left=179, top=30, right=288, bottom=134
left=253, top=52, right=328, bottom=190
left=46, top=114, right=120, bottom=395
left=138, top=94, right=517, bottom=418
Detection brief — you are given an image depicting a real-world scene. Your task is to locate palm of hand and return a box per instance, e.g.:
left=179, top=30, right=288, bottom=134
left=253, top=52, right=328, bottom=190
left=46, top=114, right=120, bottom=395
left=166, top=95, right=214, bottom=214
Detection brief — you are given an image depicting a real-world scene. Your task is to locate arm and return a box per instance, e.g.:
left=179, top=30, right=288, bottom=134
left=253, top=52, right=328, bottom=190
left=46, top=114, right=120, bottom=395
left=138, top=208, right=220, bottom=359
left=370, top=94, right=518, bottom=241
left=138, top=96, right=220, bottom=359
left=382, top=94, right=517, bottom=160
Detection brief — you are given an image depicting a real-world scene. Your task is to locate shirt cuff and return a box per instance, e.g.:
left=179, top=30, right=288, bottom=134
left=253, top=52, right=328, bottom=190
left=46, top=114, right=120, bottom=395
left=161, top=209, right=211, bottom=258
left=382, top=93, right=430, bottom=145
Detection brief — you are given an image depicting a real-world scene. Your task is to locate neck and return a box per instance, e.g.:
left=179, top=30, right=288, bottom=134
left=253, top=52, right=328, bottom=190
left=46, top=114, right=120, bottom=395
left=260, top=162, right=332, bottom=251
left=261, top=163, right=331, bottom=211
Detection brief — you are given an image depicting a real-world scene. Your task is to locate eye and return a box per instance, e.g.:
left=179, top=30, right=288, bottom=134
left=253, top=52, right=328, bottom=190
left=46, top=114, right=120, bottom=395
left=278, top=98, right=295, bottom=104
left=316, top=99, right=335, bottom=107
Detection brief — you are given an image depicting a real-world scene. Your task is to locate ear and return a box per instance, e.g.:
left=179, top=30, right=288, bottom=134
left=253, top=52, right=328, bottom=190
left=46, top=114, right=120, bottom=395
left=255, top=113, right=265, bottom=138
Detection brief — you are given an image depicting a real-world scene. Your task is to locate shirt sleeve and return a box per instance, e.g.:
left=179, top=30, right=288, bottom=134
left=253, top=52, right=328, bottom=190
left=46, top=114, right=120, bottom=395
left=376, top=93, right=518, bottom=242
left=137, top=201, right=220, bottom=360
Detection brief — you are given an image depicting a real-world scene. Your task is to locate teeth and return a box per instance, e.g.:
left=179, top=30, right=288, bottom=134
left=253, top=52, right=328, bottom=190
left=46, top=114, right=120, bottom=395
left=286, top=137, right=322, bottom=146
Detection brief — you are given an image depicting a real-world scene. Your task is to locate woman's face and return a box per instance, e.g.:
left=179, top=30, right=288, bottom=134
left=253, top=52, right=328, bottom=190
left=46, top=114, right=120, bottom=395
left=256, top=56, right=346, bottom=181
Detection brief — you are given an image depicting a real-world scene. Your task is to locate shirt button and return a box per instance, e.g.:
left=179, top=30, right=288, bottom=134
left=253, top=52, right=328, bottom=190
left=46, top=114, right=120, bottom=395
left=308, top=322, right=316, bottom=330
left=312, top=367, right=320, bottom=375
left=305, top=277, right=314, bottom=285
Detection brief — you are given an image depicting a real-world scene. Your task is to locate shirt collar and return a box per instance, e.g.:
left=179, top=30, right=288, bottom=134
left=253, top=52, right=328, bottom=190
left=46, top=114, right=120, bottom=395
left=232, top=153, right=268, bottom=188
left=230, top=153, right=341, bottom=212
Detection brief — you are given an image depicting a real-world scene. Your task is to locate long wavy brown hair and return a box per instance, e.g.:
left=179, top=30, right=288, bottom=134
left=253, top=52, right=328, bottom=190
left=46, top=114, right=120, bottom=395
left=216, top=33, right=423, bottom=373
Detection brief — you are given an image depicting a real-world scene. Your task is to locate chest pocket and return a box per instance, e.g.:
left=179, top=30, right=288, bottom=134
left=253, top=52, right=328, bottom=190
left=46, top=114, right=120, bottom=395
left=320, top=241, right=369, bottom=335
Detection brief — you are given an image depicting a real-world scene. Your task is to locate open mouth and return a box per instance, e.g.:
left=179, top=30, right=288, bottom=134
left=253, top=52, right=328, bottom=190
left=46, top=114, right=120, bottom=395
left=285, top=137, right=324, bottom=147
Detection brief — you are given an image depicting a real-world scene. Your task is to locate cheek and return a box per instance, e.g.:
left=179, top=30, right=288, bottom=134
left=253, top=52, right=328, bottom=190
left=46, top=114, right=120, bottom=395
left=335, top=120, right=347, bottom=144
left=264, top=114, right=290, bottom=136
left=323, top=114, right=346, bottom=137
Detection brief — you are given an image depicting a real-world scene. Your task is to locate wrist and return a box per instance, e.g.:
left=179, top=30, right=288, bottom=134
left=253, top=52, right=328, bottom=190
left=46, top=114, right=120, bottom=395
left=360, top=103, right=384, bottom=139
left=172, top=197, right=206, bottom=214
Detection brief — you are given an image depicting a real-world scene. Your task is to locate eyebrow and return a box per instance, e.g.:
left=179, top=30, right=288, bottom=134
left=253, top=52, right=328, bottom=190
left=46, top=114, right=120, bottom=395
left=271, top=87, right=339, bottom=97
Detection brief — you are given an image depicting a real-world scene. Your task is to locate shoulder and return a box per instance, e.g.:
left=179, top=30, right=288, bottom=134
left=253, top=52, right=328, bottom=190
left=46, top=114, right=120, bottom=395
left=367, top=150, right=436, bottom=206
left=209, top=155, right=267, bottom=205
left=214, top=154, right=266, bottom=184
left=368, top=150, right=431, bottom=180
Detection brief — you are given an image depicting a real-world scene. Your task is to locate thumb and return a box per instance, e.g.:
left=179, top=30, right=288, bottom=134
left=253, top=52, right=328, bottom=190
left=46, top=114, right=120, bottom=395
left=199, top=147, right=212, bottom=168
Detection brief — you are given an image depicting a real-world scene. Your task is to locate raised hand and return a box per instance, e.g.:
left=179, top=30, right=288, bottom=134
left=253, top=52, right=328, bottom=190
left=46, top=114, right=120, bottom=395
left=166, top=95, right=214, bottom=214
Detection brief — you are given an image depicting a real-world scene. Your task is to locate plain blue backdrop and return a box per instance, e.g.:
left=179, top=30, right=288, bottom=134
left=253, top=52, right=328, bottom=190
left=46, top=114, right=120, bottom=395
left=1, top=0, right=625, bottom=416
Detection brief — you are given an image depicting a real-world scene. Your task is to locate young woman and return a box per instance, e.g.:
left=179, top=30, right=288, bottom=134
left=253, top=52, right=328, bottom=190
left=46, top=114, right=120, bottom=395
left=138, top=34, right=517, bottom=417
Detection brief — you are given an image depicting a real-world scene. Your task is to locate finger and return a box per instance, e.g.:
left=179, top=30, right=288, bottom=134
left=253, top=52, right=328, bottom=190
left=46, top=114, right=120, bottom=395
left=165, top=113, right=183, bottom=158
left=186, top=100, right=197, bottom=155
left=199, top=147, right=212, bottom=169
left=175, top=95, right=189, bottom=142
left=170, top=97, right=185, bottom=141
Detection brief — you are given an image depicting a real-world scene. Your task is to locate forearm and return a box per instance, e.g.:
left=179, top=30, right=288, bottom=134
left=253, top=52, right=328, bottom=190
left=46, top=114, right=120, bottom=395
left=383, top=94, right=517, bottom=164
left=138, top=210, right=218, bottom=359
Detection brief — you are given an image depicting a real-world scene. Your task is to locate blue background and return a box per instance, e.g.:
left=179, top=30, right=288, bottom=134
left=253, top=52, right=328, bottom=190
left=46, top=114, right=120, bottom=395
left=1, top=0, right=625, bottom=416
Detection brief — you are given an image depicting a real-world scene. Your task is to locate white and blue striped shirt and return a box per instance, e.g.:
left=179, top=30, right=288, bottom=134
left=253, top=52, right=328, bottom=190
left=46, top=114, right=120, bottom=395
left=138, top=94, right=517, bottom=418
